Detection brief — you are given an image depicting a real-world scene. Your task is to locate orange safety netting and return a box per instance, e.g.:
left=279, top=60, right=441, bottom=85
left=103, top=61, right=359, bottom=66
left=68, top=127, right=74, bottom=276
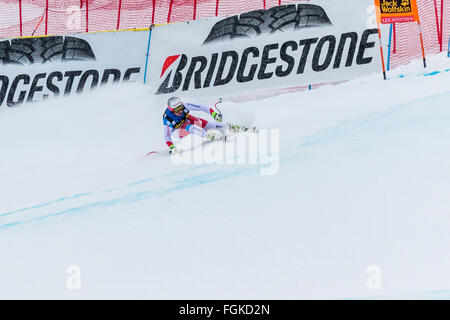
left=0, top=0, right=449, bottom=69
left=388, top=0, right=449, bottom=68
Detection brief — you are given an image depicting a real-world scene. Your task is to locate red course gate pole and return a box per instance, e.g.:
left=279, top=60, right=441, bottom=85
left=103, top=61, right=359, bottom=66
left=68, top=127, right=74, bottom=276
left=152, top=0, right=156, bottom=25
left=193, top=0, right=197, bottom=20
left=393, top=23, right=396, bottom=53
left=440, top=0, right=444, bottom=52
left=117, top=0, right=122, bottom=30
left=167, top=0, right=174, bottom=23
left=263, top=0, right=266, bottom=10
left=377, top=22, right=387, bottom=80
left=215, top=0, right=219, bottom=16
left=19, top=0, right=23, bottom=37
left=433, top=0, right=442, bottom=50
left=45, top=0, right=49, bottom=35
left=86, top=0, right=89, bottom=32
left=418, top=21, right=427, bottom=68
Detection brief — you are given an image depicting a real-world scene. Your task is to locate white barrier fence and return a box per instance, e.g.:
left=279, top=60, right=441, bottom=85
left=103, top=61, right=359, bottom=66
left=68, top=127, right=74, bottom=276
left=0, top=30, right=149, bottom=107
left=1, top=0, right=381, bottom=108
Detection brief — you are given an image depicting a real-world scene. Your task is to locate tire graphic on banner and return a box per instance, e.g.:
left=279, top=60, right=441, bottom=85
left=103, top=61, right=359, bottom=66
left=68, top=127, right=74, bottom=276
left=203, top=4, right=332, bottom=45
left=0, top=36, right=96, bottom=65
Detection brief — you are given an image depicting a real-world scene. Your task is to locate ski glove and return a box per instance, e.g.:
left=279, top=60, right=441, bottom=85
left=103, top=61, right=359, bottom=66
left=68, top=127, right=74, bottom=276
left=211, top=111, right=223, bottom=122
left=169, top=144, right=178, bottom=155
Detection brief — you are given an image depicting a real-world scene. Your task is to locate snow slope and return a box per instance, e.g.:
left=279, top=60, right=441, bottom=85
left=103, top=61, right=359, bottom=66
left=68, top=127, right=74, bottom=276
left=1, top=53, right=450, bottom=299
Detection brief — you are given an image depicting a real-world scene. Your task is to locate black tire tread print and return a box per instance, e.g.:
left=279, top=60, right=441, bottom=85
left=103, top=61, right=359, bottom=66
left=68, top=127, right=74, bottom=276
left=0, top=36, right=96, bottom=65
left=204, top=4, right=332, bottom=44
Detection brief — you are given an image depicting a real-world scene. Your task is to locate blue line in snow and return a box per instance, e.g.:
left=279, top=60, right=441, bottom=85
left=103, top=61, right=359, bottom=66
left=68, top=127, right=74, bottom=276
left=393, top=67, right=450, bottom=80
left=0, top=168, right=253, bottom=229
left=0, top=165, right=205, bottom=218
left=4, top=86, right=450, bottom=230
left=294, top=87, right=450, bottom=150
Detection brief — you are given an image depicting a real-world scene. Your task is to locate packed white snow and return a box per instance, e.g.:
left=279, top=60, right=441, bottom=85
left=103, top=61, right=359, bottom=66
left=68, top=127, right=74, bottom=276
left=0, top=53, right=450, bottom=299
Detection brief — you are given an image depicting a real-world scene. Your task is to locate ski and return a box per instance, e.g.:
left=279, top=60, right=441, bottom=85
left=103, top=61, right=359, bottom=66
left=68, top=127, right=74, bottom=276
left=140, top=126, right=258, bottom=161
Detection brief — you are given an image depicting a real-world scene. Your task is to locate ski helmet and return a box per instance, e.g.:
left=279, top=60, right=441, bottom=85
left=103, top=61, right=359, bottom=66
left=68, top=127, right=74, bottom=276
left=167, top=97, right=184, bottom=112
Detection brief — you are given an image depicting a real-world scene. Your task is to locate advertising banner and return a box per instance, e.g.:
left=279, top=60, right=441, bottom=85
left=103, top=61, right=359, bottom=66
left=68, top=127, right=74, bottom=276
left=375, top=0, right=420, bottom=24
left=147, top=0, right=380, bottom=100
left=0, top=29, right=150, bottom=107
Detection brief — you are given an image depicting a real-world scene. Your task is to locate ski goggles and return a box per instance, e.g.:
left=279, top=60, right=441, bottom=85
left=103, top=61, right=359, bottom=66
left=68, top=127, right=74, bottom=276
left=172, top=104, right=184, bottom=113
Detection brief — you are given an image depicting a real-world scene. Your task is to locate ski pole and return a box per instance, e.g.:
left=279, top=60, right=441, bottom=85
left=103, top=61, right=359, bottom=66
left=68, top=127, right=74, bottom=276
left=214, top=98, right=223, bottom=114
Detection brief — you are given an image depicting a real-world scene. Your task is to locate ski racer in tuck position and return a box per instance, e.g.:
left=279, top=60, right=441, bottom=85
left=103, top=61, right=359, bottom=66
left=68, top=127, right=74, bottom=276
left=163, top=97, right=243, bottom=154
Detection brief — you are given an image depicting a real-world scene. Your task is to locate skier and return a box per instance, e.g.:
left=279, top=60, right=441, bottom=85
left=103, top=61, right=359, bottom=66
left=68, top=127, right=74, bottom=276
left=163, top=97, right=240, bottom=154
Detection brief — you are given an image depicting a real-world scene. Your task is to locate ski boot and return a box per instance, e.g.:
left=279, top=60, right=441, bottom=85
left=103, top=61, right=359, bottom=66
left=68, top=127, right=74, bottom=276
left=242, top=126, right=258, bottom=133
left=229, top=124, right=258, bottom=133
left=229, top=124, right=241, bottom=133
left=205, top=132, right=217, bottom=141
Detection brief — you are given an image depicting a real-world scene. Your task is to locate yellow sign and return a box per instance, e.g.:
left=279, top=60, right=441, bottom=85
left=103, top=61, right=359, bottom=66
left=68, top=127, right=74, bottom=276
left=375, top=0, right=420, bottom=24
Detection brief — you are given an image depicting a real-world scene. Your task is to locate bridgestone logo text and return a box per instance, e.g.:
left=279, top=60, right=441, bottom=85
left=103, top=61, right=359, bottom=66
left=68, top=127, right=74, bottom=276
left=0, top=67, right=140, bottom=107
left=157, top=29, right=378, bottom=94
